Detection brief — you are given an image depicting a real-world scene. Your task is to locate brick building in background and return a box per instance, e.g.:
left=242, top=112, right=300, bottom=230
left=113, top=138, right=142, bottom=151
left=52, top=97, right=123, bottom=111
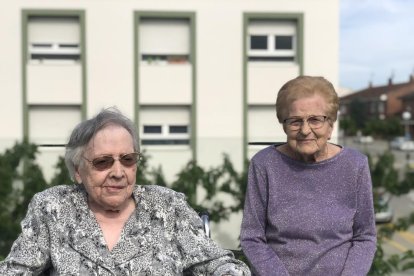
left=340, top=75, right=414, bottom=137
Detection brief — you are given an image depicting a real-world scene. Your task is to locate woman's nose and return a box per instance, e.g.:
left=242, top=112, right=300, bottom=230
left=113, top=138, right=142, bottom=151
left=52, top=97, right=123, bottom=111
left=299, top=120, right=312, bottom=135
left=110, top=160, right=125, bottom=178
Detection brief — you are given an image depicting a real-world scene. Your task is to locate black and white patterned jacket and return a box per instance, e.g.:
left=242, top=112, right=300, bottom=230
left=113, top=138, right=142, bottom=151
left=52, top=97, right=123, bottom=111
left=0, top=184, right=250, bottom=275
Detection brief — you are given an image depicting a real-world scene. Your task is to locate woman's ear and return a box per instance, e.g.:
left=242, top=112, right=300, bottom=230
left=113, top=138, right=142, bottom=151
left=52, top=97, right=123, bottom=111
left=282, top=123, right=288, bottom=135
left=74, top=167, right=82, bottom=184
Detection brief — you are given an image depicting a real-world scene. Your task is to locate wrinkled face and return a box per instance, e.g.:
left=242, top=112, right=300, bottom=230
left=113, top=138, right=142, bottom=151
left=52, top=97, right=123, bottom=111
left=283, top=94, right=334, bottom=162
left=75, top=124, right=137, bottom=211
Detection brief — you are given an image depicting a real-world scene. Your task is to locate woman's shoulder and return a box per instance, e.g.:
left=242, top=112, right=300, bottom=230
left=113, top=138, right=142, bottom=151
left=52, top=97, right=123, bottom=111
left=27, top=185, right=85, bottom=216
left=135, top=185, right=186, bottom=203
left=33, top=184, right=80, bottom=201
left=340, top=146, right=369, bottom=161
left=251, top=145, right=281, bottom=162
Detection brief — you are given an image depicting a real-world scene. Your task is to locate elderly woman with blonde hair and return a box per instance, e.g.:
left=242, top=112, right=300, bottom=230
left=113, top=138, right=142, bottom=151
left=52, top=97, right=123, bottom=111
left=241, top=76, right=376, bottom=275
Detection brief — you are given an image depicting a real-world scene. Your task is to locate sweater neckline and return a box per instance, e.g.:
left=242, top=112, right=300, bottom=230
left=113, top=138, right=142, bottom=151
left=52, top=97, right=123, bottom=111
left=273, top=143, right=345, bottom=166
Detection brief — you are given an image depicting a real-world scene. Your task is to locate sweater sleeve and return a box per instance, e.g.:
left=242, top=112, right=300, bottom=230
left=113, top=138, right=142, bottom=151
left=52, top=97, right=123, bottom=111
left=0, top=194, right=51, bottom=275
left=240, top=160, right=289, bottom=276
left=341, top=159, right=377, bottom=275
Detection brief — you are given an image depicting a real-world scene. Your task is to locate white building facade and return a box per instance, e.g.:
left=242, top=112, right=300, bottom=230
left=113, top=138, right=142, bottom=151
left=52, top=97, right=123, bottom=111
left=0, top=0, right=339, bottom=249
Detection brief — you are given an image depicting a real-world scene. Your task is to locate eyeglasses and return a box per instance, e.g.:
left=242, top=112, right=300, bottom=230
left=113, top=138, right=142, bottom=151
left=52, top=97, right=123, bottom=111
left=283, top=115, right=328, bottom=131
left=83, top=152, right=141, bottom=171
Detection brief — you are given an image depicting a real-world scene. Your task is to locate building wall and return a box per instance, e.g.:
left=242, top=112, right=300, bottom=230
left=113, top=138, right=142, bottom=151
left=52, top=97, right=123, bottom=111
left=0, top=0, right=339, bottom=249
left=387, top=82, right=414, bottom=116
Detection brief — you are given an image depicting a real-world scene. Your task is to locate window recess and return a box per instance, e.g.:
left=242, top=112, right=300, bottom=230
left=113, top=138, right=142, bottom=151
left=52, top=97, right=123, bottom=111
left=28, top=16, right=81, bottom=62
left=141, top=124, right=190, bottom=146
left=139, top=18, right=190, bottom=65
left=248, top=20, right=296, bottom=62
left=29, top=42, right=80, bottom=61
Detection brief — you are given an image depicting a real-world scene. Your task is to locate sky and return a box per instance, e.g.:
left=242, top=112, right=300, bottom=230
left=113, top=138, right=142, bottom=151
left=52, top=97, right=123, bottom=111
left=340, top=0, right=414, bottom=91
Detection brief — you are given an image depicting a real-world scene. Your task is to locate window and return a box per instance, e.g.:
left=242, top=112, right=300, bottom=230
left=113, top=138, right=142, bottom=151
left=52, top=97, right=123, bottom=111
left=28, top=16, right=80, bottom=62
left=143, top=125, right=162, bottom=134
left=141, top=124, right=190, bottom=145
left=250, top=35, right=267, bottom=50
left=29, top=105, right=81, bottom=144
left=140, top=106, right=190, bottom=146
left=275, top=35, right=293, bottom=50
left=169, top=125, right=188, bottom=134
left=139, top=18, right=190, bottom=64
left=248, top=20, right=296, bottom=62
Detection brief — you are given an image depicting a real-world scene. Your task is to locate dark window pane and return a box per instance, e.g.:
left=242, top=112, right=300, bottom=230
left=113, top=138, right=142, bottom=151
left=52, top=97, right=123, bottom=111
left=169, top=125, right=188, bottom=133
left=142, top=139, right=189, bottom=145
left=248, top=56, right=294, bottom=62
left=32, top=43, right=53, bottom=48
left=275, top=35, right=293, bottom=50
left=59, top=43, right=79, bottom=48
left=30, top=54, right=80, bottom=60
left=143, top=125, right=162, bottom=133
left=250, top=35, right=267, bottom=50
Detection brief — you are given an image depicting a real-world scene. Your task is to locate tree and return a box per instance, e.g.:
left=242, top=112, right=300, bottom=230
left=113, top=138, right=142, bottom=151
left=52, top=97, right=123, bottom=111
left=0, top=142, right=49, bottom=259
left=348, top=99, right=368, bottom=130
left=368, top=151, right=414, bottom=275
left=170, top=155, right=248, bottom=223
left=339, top=117, right=357, bottom=136
left=364, top=117, right=404, bottom=140
left=370, top=151, right=399, bottom=191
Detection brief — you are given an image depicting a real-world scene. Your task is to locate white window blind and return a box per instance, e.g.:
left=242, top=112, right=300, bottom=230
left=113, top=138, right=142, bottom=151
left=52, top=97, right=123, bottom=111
left=139, top=18, right=190, bottom=55
left=29, top=106, right=81, bottom=144
left=28, top=16, right=80, bottom=61
left=248, top=20, right=296, bottom=36
left=28, top=16, right=80, bottom=44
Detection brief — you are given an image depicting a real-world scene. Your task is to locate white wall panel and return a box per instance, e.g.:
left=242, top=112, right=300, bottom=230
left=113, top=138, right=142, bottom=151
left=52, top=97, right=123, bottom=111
left=29, top=106, right=81, bottom=144
left=28, top=17, right=79, bottom=44
left=248, top=64, right=299, bottom=104
left=139, top=64, right=192, bottom=104
left=27, top=64, right=82, bottom=104
left=139, top=19, right=190, bottom=55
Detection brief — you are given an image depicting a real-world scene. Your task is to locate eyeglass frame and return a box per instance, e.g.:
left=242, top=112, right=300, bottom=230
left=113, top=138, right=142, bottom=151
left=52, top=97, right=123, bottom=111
left=283, top=115, right=329, bottom=131
left=82, top=152, right=142, bottom=171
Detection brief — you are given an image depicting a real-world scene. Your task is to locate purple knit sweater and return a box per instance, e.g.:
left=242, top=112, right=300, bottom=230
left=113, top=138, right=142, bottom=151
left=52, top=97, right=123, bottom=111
left=240, top=145, right=376, bottom=276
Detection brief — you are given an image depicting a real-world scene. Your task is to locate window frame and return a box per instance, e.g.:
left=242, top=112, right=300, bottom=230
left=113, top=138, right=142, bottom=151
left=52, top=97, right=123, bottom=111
left=247, top=22, right=297, bottom=62
left=22, top=9, right=87, bottom=143
left=141, top=123, right=190, bottom=146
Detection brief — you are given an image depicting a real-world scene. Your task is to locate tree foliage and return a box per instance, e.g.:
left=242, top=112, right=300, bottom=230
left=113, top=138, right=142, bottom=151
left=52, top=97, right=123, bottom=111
left=364, top=117, right=404, bottom=139
left=0, top=142, right=51, bottom=259
left=340, top=111, right=403, bottom=139
left=168, top=154, right=248, bottom=222
left=368, top=151, right=414, bottom=275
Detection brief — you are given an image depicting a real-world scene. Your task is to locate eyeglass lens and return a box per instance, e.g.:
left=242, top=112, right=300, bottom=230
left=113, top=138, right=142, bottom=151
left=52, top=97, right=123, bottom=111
left=90, top=153, right=140, bottom=170
left=285, top=116, right=326, bottom=130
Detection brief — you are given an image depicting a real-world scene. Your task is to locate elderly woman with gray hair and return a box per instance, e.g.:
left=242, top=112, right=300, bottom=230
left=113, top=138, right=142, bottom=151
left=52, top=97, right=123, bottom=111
left=0, top=108, right=250, bottom=275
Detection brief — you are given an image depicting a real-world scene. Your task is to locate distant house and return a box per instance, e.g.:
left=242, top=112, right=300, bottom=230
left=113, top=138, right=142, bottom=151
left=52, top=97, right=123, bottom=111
left=340, top=75, right=414, bottom=138
left=340, top=75, right=414, bottom=121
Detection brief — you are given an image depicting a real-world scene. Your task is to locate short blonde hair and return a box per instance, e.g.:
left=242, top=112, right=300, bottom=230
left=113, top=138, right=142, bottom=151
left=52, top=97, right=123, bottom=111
left=275, top=76, right=339, bottom=123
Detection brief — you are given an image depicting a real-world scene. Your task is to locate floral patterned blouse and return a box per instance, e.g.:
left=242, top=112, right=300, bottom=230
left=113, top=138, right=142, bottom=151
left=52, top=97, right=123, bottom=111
left=0, top=184, right=250, bottom=275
